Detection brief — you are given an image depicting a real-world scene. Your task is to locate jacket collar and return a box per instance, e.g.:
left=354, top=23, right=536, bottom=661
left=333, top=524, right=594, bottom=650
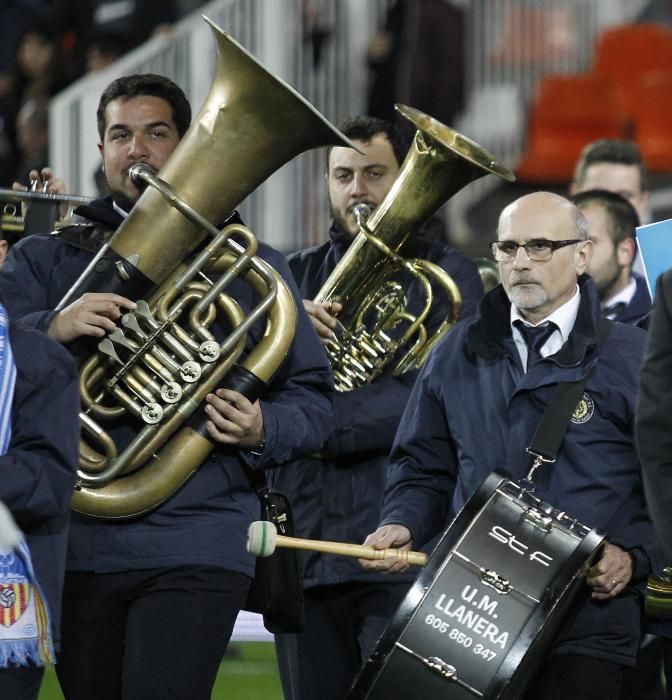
left=467, top=274, right=603, bottom=367
left=73, top=196, right=245, bottom=231
left=73, top=196, right=124, bottom=229
left=328, top=221, right=354, bottom=250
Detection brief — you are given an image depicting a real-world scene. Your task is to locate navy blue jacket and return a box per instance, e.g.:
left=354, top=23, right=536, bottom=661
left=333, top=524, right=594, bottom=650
left=381, top=276, right=665, bottom=664
left=1, top=323, right=79, bottom=645
left=610, top=272, right=651, bottom=325
left=0, top=197, right=334, bottom=579
left=273, top=224, right=484, bottom=588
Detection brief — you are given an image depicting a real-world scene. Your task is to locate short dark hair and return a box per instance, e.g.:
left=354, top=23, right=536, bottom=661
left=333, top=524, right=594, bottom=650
left=96, top=74, right=192, bottom=141
left=571, top=188, right=640, bottom=247
left=573, top=139, right=648, bottom=191
left=327, top=115, right=410, bottom=170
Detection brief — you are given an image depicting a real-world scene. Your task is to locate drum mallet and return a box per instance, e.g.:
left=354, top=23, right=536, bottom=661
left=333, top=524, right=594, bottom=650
left=247, top=520, right=428, bottom=565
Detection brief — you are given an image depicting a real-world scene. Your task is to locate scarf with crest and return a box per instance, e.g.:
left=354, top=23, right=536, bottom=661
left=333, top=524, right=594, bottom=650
left=0, top=305, right=54, bottom=667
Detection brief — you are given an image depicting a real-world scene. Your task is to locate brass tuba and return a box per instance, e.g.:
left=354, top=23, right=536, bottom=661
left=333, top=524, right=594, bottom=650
left=646, top=568, right=672, bottom=617
left=63, top=18, right=356, bottom=519
left=314, top=105, right=515, bottom=391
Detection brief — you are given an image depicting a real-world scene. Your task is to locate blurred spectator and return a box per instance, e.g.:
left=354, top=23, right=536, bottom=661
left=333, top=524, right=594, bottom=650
left=638, top=0, right=672, bottom=25
left=83, top=31, right=128, bottom=74
left=53, top=0, right=179, bottom=79
left=13, top=97, right=49, bottom=185
left=0, top=1, right=48, bottom=75
left=367, top=0, right=466, bottom=137
left=1, top=17, right=69, bottom=186
left=302, top=0, right=332, bottom=69
left=569, top=138, right=650, bottom=224
left=12, top=22, right=69, bottom=107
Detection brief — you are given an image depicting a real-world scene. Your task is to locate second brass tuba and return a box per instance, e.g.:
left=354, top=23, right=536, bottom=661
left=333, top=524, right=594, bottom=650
left=64, top=18, right=356, bottom=519
left=314, top=105, right=515, bottom=391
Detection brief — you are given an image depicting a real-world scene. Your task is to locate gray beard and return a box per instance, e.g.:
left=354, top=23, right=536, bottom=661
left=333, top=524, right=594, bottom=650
left=508, top=284, right=548, bottom=311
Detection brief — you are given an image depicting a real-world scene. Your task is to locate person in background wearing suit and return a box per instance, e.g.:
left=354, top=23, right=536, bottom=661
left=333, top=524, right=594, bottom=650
left=570, top=138, right=650, bottom=225
left=571, top=189, right=651, bottom=325
left=638, top=268, right=672, bottom=554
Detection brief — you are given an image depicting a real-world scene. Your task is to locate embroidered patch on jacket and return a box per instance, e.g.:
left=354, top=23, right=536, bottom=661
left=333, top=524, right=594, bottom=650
left=571, top=392, right=594, bottom=424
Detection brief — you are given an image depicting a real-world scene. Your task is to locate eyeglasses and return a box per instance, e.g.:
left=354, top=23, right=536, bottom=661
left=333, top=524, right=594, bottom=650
left=490, top=238, right=582, bottom=262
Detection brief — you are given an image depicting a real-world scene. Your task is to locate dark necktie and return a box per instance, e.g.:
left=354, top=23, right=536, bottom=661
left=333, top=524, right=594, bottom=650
left=514, top=320, right=557, bottom=370
left=603, top=301, right=626, bottom=320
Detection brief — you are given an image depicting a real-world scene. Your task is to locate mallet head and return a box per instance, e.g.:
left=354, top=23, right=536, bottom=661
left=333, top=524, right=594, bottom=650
left=247, top=520, right=278, bottom=557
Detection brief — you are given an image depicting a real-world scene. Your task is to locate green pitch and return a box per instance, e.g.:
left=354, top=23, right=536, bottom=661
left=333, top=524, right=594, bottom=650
left=38, top=642, right=283, bottom=699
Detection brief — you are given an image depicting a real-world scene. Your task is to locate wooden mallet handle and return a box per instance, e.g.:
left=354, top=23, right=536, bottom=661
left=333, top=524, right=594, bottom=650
left=247, top=520, right=427, bottom=565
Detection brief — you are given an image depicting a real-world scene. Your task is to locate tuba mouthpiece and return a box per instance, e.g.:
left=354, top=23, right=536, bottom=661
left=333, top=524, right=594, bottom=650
left=353, top=203, right=372, bottom=227
left=128, top=163, right=155, bottom=186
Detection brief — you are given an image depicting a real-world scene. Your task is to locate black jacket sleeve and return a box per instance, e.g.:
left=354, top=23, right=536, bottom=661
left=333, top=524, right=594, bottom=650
left=0, top=326, right=79, bottom=525
left=637, top=269, right=672, bottom=561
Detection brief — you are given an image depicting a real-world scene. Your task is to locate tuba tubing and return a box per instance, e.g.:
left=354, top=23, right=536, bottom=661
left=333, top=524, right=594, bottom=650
left=71, top=251, right=297, bottom=518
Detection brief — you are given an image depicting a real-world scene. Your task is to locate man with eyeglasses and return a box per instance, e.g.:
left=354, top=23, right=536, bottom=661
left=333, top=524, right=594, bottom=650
left=361, top=191, right=664, bottom=699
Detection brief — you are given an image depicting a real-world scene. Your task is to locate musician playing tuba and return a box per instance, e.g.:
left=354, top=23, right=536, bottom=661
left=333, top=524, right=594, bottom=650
left=272, top=116, right=489, bottom=700
left=0, top=63, right=340, bottom=699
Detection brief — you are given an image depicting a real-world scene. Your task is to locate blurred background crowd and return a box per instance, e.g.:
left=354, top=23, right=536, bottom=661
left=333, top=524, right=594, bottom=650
left=0, top=0, right=209, bottom=187
left=4, top=0, right=672, bottom=257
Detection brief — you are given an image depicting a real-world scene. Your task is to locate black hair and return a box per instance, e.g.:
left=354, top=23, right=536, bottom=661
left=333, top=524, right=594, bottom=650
left=96, top=73, right=191, bottom=141
left=573, top=139, right=648, bottom=191
left=571, top=188, right=640, bottom=247
left=327, top=115, right=410, bottom=170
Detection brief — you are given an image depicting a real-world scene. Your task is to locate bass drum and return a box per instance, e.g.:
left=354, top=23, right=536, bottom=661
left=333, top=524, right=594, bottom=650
left=349, top=471, right=604, bottom=700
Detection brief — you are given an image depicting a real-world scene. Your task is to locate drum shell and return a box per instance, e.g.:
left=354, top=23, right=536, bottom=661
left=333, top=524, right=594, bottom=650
left=349, top=472, right=604, bottom=700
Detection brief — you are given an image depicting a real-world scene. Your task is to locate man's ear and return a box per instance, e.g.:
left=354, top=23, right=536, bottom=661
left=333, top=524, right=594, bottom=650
left=617, top=237, right=636, bottom=267
left=576, top=239, right=593, bottom=273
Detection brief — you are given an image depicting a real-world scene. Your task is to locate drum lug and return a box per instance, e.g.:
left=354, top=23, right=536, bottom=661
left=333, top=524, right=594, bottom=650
left=524, top=506, right=554, bottom=532
left=480, top=567, right=511, bottom=594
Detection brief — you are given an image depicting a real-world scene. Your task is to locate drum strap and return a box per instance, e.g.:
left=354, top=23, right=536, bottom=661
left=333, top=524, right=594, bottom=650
left=525, top=316, right=613, bottom=481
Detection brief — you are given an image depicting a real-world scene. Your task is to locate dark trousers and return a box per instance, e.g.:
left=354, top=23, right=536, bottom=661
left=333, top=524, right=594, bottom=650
left=0, top=665, right=44, bottom=700
left=619, top=635, right=672, bottom=700
left=525, top=653, right=624, bottom=700
left=56, top=566, right=251, bottom=700
left=275, top=580, right=410, bottom=700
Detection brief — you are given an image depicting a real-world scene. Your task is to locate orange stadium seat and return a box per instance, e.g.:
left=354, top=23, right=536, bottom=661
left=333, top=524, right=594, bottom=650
left=592, top=22, right=672, bottom=121
left=515, top=73, right=628, bottom=183
left=631, top=70, right=672, bottom=173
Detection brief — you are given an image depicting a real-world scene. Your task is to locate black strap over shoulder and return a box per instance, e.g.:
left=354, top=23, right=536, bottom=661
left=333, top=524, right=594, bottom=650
left=527, top=316, right=614, bottom=469
left=52, top=224, right=116, bottom=255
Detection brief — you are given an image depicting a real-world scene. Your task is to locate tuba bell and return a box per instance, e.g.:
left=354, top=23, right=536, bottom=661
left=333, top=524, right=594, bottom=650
left=314, top=105, right=515, bottom=391
left=64, top=18, right=356, bottom=519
